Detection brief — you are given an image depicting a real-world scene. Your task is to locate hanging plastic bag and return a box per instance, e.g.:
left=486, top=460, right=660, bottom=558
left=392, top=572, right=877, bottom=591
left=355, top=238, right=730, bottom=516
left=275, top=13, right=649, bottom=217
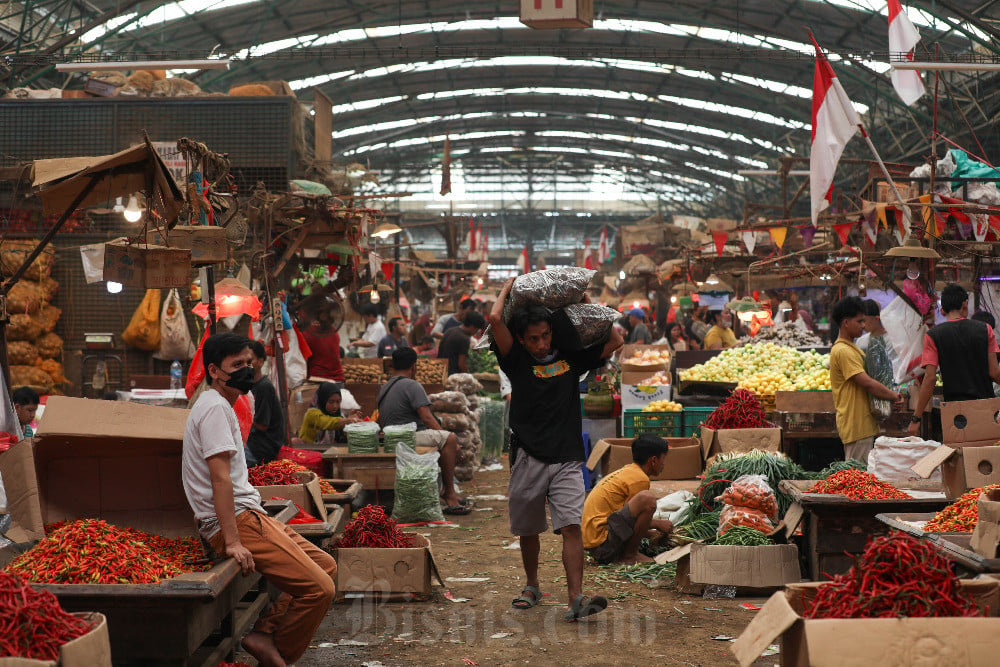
left=881, top=296, right=928, bottom=385
left=392, top=443, right=445, bottom=523
left=864, top=334, right=895, bottom=419
left=121, top=289, right=162, bottom=351
left=154, top=289, right=195, bottom=360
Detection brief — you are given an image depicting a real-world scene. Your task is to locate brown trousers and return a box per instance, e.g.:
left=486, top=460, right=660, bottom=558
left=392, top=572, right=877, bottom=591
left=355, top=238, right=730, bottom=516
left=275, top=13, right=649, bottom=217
left=210, top=510, right=337, bottom=663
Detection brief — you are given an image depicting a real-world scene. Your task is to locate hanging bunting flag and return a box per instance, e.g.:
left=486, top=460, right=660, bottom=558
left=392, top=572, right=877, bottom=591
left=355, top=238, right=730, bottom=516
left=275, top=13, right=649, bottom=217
left=769, top=227, right=787, bottom=250
left=863, top=210, right=878, bottom=246
left=440, top=134, right=452, bottom=196
left=480, top=228, right=489, bottom=263
left=973, top=213, right=989, bottom=242
left=516, top=246, right=530, bottom=274
left=598, top=226, right=609, bottom=263
left=712, top=231, right=728, bottom=257
left=741, top=230, right=757, bottom=254
left=583, top=239, right=594, bottom=269
left=833, top=222, right=853, bottom=246
left=381, top=262, right=395, bottom=282
left=800, top=226, right=817, bottom=248
left=465, top=218, right=477, bottom=261
left=956, top=218, right=971, bottom=240
left=369, top=251, right=381, bottom=278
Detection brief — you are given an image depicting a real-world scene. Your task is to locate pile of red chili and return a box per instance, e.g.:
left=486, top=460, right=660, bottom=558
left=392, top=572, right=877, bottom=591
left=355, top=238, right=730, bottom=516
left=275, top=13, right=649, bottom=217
left=335, top=504, right=414, bottom=548
left=703, top=389, right=771, bottom=430
left=0, top=572, right=95, bottom=659
left=806, top=469, right=911, bottom=500
left=924, top=484, right=1000, bottom=533
left=248, top=459, right=336, bottom=494
left=804, top=532, right=980, bottom=618
left=4, top=519, right=208, bottom=584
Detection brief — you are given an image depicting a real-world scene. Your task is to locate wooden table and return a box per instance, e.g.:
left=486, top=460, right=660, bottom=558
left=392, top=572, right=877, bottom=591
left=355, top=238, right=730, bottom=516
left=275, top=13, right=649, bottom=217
left=781, top=480, right=951, bottom=580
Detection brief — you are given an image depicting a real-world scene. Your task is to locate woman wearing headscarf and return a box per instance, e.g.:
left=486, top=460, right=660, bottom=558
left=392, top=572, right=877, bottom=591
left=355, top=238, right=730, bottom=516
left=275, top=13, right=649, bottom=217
left=298, top=382, right=361, bottom=446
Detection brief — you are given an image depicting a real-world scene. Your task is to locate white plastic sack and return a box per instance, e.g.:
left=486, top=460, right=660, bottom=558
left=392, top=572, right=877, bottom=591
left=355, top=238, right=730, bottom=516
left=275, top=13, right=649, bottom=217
left=79, top=244, right=105, bottom=284
left=881, top=297, right=928, bottom=385
left=340, top=387, right=361, bottom=412
left=653, top=490, right=695, bottom=525
left=868, top=435, right=942, bottom=482
left=251, top=319, right=308, bottom=390
left=154, top=289, right=196, bottom=360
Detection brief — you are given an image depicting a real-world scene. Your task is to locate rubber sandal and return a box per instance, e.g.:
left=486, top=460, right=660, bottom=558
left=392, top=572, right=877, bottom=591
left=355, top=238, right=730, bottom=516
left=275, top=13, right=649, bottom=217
left=564, top=594, right=608, bottom=622
left=442, top=504, right=472, bottom=516
left=512, top=585, right=542, bottom=609
left=441, top=496, right=472, bottom=506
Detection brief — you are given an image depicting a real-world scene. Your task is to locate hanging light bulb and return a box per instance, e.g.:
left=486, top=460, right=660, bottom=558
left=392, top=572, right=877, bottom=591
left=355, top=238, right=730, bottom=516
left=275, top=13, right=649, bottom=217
left=123, top=195, right=142, bottom=222
left=370, top=289, right=381, bottom=304
left=112, top=197, right=125, bottom=213
left=618, top=270, right=626, bottom=280
left=106, top=281, right=123, bottom=294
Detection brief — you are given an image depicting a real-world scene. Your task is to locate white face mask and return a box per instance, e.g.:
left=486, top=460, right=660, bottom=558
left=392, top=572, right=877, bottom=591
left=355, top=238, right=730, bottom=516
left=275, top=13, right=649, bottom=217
left=532, top=349, right=559, bottom=364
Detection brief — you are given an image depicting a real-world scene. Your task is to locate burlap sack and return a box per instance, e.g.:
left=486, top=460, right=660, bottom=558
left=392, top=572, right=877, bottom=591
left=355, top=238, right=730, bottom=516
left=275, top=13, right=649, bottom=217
left=7, top=314, right=43, bottom=341
left=36, top=333, right=63, bottom=359
left=7, top=280, right=48, bottom=314
left=10, top=365, right=52, bottom=392
left=0, top=239, right=53, bottom=281
left=36, top=359, right=68, bottom=385
left=30, top=304, right=61, bottom=334
left=6, top=341, right=39, bottom=366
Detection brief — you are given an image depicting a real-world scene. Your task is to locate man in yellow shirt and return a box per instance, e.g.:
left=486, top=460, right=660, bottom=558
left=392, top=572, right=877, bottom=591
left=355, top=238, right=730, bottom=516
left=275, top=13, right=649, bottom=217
left=582, top=435, right=674, bottom=564
left=702, top=310, right=738, bottom=350
left=829, top=296, right=903, bottom=462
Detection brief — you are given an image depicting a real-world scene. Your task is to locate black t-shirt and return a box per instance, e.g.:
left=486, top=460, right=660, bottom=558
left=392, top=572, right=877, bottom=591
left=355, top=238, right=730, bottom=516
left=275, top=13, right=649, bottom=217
left=494, top=339, right=607, bottom=464
left=247, top=377, right=285, bottom=464
left=439, top=327, right=471, bottom=375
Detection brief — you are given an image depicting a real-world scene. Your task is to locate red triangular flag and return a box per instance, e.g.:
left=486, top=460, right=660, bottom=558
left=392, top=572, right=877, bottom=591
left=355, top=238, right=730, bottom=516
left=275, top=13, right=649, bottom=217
left=381, top=262, right=395, bottom=282
left=712, top=231, right=728, bottom=257
left=833, top=222, right=853, bottom=246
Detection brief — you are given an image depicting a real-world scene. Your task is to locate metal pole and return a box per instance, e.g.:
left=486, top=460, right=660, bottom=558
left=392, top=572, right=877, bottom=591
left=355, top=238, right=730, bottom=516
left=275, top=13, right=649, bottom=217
left=859, top=128, right=912, bottom=238
left=206, top=265, right=218, bottom=335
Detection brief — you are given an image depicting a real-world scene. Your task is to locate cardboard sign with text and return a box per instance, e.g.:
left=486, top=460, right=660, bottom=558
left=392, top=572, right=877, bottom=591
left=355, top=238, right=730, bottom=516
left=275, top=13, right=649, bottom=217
left=620, top=384, right=672, bottom=410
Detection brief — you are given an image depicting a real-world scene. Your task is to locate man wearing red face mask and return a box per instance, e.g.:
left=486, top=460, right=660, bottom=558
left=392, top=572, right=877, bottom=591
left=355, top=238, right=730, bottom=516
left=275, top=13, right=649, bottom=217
left=182, top=333, right=336, bottom=667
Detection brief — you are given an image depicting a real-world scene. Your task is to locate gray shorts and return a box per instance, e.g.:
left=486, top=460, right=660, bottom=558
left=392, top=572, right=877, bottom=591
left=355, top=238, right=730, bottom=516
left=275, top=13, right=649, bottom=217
left=588, top=505, right=636, bottom=565
left=508, top=451, right=585, bottom=536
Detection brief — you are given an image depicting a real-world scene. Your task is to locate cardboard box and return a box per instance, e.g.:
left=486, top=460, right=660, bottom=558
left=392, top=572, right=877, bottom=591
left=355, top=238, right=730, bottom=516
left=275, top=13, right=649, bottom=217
left=519, top=0, right=593, bottom=28
left=586, top=437, right=702, bottom=481
left=254, top=470, right=328, bottom=522
left=732, top=580, right=1000, bottom=667
left=103, top=239, right=192, bottom=289
left=911, top=444, right=1000, bottom=498
left=83, top=77, right=119, bottom=97
left=941, top=397, right=1000, bottom=447
left=701, top=427, right=782, bottom=459
left=0, top=612, right=112, bottom=667
left=145, top=225, right=227, bottom=265
left=620, top=370, right=669, bottom=386
left=774, top=390, right=833, bottom=413
left=657, top=542, right=800, bottom=595
left=331, top=533, right=442, bottom=599
left=972, top=488, right=1000, bottom=558
left=0, top=439, right=44, bottom=542
left=30, top=396, right=194, bottom=537
left=621, top=384, right=672, bottom=410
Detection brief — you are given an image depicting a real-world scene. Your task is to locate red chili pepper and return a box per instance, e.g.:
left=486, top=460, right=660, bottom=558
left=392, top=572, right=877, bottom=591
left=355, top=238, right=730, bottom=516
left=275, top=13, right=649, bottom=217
left=806, top=469, right=911, bottom=500
left=703, top=389, right=772, bottom=430
left=805, top=533, right=980, bottom=619
left=0, top=572, right=94, bottom=659
left=924, top=484, right=1000, bottom=533
left=335, top=505, right=413, bottom=549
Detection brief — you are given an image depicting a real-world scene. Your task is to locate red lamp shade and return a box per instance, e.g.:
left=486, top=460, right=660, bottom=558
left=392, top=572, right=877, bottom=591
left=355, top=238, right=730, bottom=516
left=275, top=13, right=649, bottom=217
left=192, top=278, right=263, bottom=320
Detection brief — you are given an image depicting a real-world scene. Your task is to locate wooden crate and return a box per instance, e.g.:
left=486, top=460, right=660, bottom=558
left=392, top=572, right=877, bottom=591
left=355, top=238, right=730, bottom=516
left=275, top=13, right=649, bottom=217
left=781, top=480, right=951, bottom=579
left=322, top=447, right=398, bottom=492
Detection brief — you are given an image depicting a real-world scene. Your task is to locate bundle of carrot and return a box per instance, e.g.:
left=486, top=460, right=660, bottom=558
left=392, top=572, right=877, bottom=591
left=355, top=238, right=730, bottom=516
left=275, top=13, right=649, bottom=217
left=924, top=484, right=1000, bottom=533
left=0, top=572, right=95, bottom=660
left=806, top=469, right=911, bottom=500
left=804, top=532, right=980, bottom=618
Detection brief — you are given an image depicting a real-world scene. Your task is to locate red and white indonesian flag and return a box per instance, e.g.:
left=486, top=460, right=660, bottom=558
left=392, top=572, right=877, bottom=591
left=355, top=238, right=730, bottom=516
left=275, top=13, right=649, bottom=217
left=597, top=226, right=609, bottom=264
left=465, top=218, right=478, bottom=261
left=516, top=246, right=530, bottom=274
left=888, top=0, right=924, bottom=106
left=810, top=34, right=862, bottom=226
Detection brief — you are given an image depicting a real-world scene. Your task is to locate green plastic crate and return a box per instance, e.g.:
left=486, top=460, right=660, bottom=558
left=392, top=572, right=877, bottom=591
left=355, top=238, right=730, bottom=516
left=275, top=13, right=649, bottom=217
left=623, top=410, right=683, bottom=438
left=683, top=406, right=715, bottom=437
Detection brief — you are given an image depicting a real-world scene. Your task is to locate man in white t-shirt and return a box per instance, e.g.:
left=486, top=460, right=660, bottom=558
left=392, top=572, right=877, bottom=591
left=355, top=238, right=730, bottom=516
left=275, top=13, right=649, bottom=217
left=183, top=333, right=336, bottom=667
left=350, top=304, right=387, bottom=359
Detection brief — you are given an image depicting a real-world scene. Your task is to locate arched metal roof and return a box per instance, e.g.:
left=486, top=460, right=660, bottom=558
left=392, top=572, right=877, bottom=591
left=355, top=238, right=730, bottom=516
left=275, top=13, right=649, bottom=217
left=3, top=0, right=1000, bottom=220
